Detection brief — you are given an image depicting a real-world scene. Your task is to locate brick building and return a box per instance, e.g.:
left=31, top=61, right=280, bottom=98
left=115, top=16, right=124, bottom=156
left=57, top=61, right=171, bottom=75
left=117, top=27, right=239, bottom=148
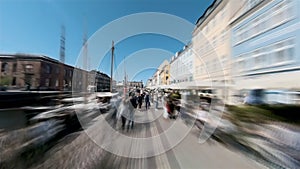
left=0, top=53, right=110, bottom=91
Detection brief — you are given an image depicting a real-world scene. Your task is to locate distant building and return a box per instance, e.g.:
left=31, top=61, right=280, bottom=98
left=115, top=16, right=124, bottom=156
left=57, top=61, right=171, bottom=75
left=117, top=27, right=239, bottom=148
left=128, top=81, right=143, bottom=88
left=146, top=79, right=152, bottom=88
left=158, top=60, right=170, bottom=86
left=169, top=45, right=194, bottom=87
left=0, top=53, right=110, bottom=91
left=151, top=70, right=159, bottom=87
left=90, top=70, right=111, bottom=92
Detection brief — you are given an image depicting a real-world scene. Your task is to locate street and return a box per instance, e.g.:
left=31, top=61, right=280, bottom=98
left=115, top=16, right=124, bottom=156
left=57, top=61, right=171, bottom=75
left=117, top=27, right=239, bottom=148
left=32, top=104, right=262, bottom=169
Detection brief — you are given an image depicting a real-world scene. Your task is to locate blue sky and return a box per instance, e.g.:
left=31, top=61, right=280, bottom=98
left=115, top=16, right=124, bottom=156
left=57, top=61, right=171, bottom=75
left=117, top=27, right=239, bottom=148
left=0, top=0, right=213, bottom=83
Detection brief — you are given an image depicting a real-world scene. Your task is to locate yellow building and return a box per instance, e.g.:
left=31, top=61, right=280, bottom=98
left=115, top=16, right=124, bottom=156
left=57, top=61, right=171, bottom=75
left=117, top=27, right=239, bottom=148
left=158, top=60, right=170, bottom=86
left=192, top=0, right=243, bottom=101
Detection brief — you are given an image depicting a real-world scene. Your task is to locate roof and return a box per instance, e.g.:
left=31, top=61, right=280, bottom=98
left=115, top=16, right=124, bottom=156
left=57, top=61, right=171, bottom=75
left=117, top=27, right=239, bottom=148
left=229, top=0, right=265, bottom=26
left=195, top=0, right=221, bottom=27
left=169, top=44, right=192, bottom=64
left=0, top=53, right=63, bottom=65
left=0, top=53, right=109, bottom=76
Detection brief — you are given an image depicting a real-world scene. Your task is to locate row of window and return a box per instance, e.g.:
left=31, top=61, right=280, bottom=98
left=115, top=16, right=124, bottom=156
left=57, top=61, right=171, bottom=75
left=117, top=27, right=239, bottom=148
left=195, top=30, right=227, bottom=55
left=170, top=61, right=193, bottom=77
left=170, top=76, right=193, bottom=84
left=234, top=0, right=294, bottom=45
left=235, top=38, right=295, bottom=72
left=202, top=5, right=227, bottom=34
left=1, top=63, right=33, bottom=73
left=241, top=0, right=263, bottom=14
left=44, top=64, right=73, bottom=77
left=195, top=55, right=228, bottom=76
left=44, top=78, right=72, bottom=87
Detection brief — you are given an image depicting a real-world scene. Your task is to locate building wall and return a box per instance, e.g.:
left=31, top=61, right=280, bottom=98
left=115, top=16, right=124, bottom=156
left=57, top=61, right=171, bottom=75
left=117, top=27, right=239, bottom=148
left=231, top=0, right=300, bottom=89
left=128, top=81, right=143, bottom=88
left=0, top=54, right=111, bottom=91
left=170, top=46, right=194, bottom=86
left=157, top=60, right=170, bottom=86
left=95, top=71, right=110, bottom=92
left=192, top=0, right=242, bottom=87
left=0, top=57, right=41, bottom=89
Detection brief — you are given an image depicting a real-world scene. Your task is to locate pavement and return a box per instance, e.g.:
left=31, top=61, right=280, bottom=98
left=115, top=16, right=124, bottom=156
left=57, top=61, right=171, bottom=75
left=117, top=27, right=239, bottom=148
left=32, top=104, right=264, bottom=169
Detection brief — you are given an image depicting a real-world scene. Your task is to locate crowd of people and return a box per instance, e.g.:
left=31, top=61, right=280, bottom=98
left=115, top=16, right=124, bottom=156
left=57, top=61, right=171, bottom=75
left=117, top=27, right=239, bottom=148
left=115, top=88, right=182, bottom=130
left=116, top=88, right=151, bottom=130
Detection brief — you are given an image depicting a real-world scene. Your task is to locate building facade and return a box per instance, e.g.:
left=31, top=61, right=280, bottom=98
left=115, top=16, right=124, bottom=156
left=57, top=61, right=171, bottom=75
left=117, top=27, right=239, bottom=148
left=192, top=0, right=243, bottom=100
left=169, top=45, right=194, bottom=88
left=0, top=54, right=111, bottom=91
left=158, top=60, right=170, bottom=86
left=90, top=70, right=111, bottom=92
left=128, top=81, right=143, bottom=88
left=230, top=0, right=300, bottom=90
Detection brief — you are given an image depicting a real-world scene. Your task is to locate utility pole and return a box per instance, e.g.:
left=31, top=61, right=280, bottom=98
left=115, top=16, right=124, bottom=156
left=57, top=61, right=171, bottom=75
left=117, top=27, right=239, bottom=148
left=83, top=19, right=88, bottom=93
left=59, top=25, right=65, bottom=91
left=60, top=25, right=65, bottom=63
left=123, top=55, right=127, bottom=97
left=110, top=41, right=114, bottom=93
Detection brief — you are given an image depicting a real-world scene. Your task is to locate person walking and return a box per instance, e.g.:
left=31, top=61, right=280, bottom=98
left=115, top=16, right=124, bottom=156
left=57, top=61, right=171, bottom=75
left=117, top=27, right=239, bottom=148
left=128, top=94, right=137, bottom=129
left=119, top=98, right=128, bottom=130
left=145, top=92, right=150, bottom=110
left=138, top=93, right=143, bottom=109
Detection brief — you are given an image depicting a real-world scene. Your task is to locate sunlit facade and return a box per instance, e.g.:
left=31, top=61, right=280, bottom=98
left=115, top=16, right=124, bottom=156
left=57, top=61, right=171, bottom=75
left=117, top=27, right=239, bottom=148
left=169, top=45, right=194, bottom=88
left=192, top=0, right=243, bottom=100
left=231, top=0, right=300, bottom=90
left=158, top=60, right=170, bottom=86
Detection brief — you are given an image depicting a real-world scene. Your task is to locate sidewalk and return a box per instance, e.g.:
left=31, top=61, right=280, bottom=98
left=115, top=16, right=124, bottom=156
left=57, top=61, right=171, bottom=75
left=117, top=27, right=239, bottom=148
left=32, top=105, right=264, bottom=169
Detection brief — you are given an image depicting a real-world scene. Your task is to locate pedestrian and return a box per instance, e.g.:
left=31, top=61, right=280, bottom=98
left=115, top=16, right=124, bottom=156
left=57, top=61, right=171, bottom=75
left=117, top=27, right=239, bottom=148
left=138, top=93, right=143, bottom=109
left=128, top=93, right=137, bottom=129
left=154, top=91, right=159, bottom=110
left=119, top=98, right=128, bottom=130
left=145, top=92, right=150, bottom=110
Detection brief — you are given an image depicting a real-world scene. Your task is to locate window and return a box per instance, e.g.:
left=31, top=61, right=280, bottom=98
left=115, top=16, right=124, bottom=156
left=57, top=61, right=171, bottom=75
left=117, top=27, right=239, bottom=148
left=220, top=8, right=225, bottom=19
left=45, top=78, right=50, bottom=87
left=220, top=30, right=226, bottom=43
left=260, top=54, right=267, bottom=67
left=45, top=64, right=51, bottom=74
left=286, top=47, right=294, bottom=60
left=213, top=59, right=217, bottom=70
left=13, top=63, right=17, bottom=72
left=235, top=0, right=295, bottom=45
left=211, top=17, right=215, bottom=27
left=236, top=38, right=295, bottom=69
left=207, top=23, right=210, bottom=33
left=221, top=55, right=227, bottom=66
left=12, top=77, right=16, bottom=86
left=55, top=79, right=59, bottom=87
left=255, top=57, right=261, bottom=67
left=25, top=64, right=33, bottom=73
left=1, top=62, right=8, bottom=73
left=212, top=36, right=217, bottom=47
left=239, top=61, right=245, bottom=71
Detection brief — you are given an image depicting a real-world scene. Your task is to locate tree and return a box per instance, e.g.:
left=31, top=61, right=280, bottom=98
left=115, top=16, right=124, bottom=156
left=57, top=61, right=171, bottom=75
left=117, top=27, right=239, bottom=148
left=0, top=76, right=11, bottom=86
